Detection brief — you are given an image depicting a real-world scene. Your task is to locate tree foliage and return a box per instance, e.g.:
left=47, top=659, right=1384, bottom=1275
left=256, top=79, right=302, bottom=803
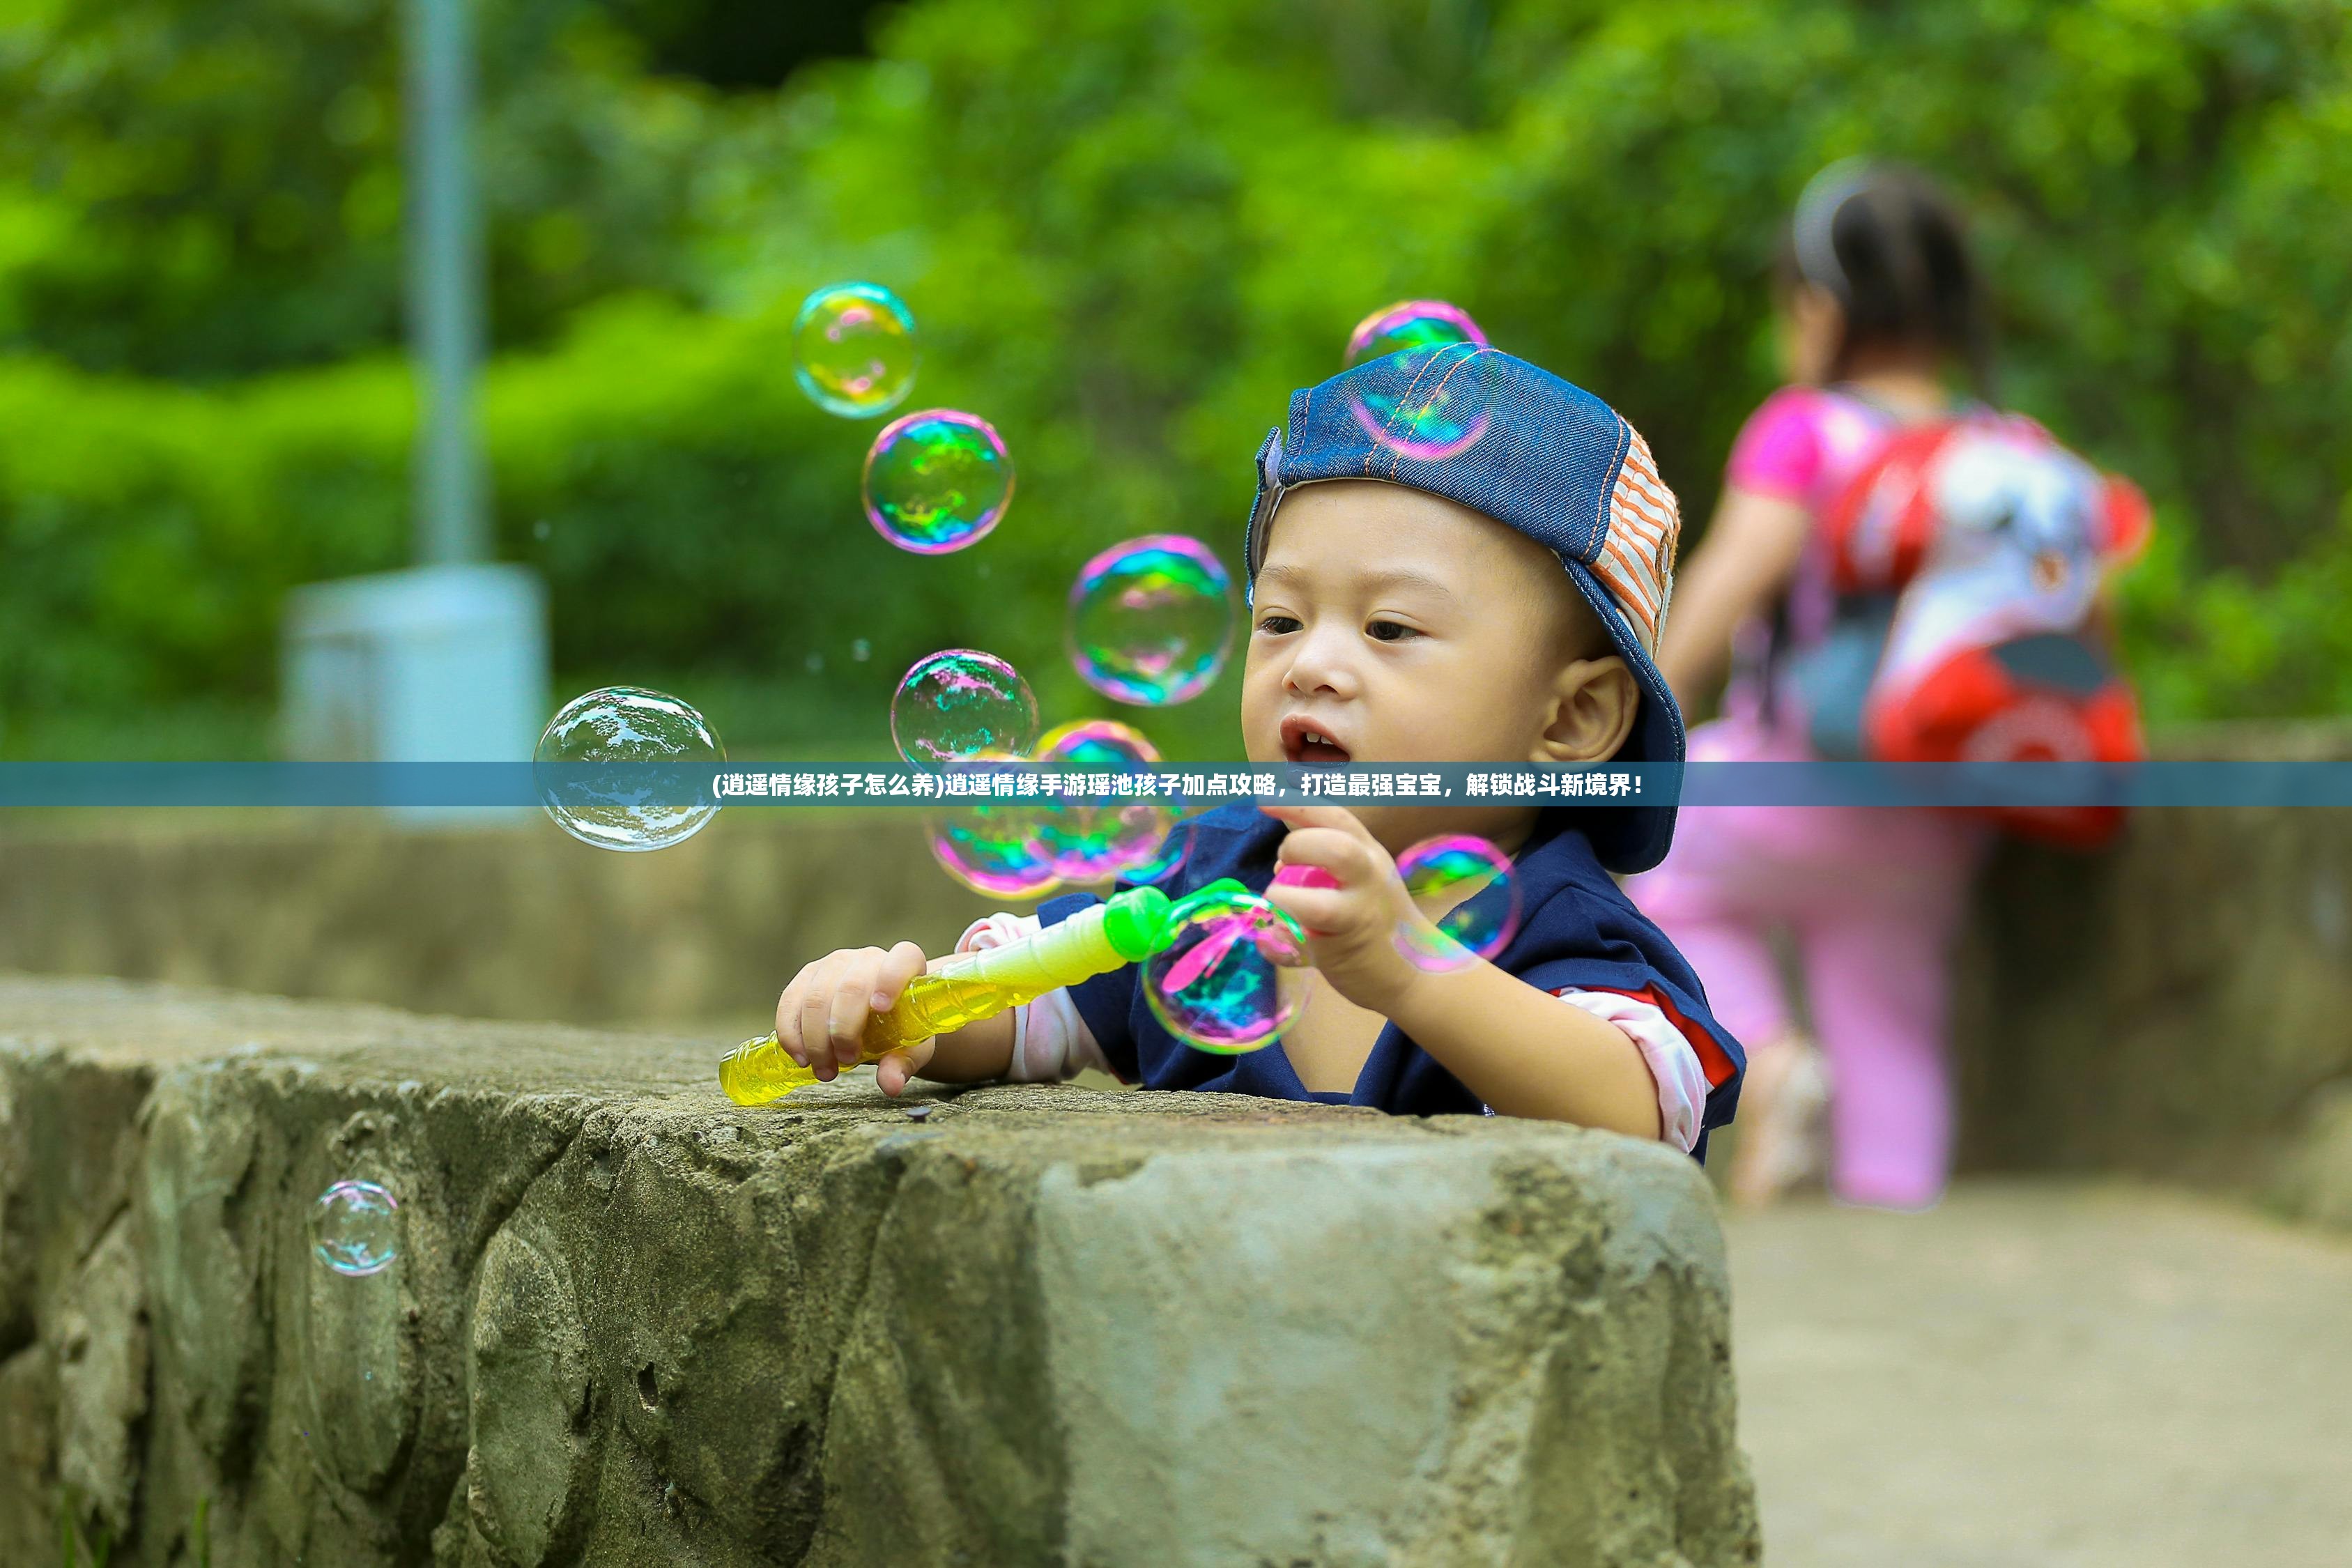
left=3, top=0, right=2350, bottom=754
left=0, top=0, right=723, bottom=374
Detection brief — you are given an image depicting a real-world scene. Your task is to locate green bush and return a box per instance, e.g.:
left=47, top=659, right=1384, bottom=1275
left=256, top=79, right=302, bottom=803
left=3, top=0, right=2350, bottom=758
left=0, top=294, right=1251, bottom=758
left=0, top=353, right=408, bottom=712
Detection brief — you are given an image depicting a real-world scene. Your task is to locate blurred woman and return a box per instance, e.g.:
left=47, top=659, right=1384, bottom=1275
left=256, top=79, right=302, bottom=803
left=1634, top=162, right=1990, bottom=1209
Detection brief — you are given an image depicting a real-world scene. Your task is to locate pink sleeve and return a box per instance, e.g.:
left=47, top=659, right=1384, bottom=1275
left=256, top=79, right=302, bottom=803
left=956, top=914, right=1112, bottom=1082
left=1548, top=988, right=1710, bottom=1154
left=1724, top=386, right=1830, bottom=502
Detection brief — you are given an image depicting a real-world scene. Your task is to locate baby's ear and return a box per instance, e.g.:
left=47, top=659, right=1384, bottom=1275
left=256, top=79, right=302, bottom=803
left=1537, top=656, right=1639, bottom=763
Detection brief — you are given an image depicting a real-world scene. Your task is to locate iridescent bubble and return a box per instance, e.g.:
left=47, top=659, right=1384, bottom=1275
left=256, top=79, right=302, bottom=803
left=892, top=650, right=1039, bottom=767
left=536, top=686, right=725, bottom=852
left=1036, top=717, right=1163, bottom=769
left=1066, top=535, right=1237, bottom=706
left=1342, top=298, right=1488, bottom=368
left=312, top=1180, right=400, bottom=1277
left=929, top=810, right=1060, bottom=899
left=1144, top=886, right=1311, bottom=1054
left=927, top=754, right=1059, bottom=898
left=1346, top=342, right=1500, bottom=463
left=1393, top=834, right=1521, bottom=972
left=863, top=409, right=1014, bottom=555
left=1123, top=820, right=1193, bottom=886
left=1033, top=718, right=1174, bottom=882
left=792, top=282, right=918, bottom=418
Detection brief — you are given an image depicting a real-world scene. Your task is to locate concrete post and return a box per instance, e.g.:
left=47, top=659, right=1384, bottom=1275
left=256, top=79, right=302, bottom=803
left=403, top=0, right=486, bottom=566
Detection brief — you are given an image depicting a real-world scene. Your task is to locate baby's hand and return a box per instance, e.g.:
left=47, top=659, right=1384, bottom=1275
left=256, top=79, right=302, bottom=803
left=1260, top=805, right=1440, bottom=1016
left=774, top=941, right=934, bottom=1096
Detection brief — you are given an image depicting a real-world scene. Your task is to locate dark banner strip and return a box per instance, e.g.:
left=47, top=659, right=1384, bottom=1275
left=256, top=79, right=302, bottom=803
left=3, top=760, right=2351, bottom=808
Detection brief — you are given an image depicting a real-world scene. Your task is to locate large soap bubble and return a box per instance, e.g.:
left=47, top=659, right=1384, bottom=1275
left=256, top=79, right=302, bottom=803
left=863, top=409, right=1014, bottom=554
left=1122, top=820, right=1193, bottom=886
left=1144, top=886, right=1310, bottom=1054
left=312, top=1180, right=401, bottom=1277
left=1393, top=834, right=1521, bottom=972
left=1346, top=341, right=1500, bottom=463
left=928, top=820, right=1059, bottom=898
left=536, top=686, right=725, bottom=852
left=927, top=760, right=1061, bottom=899
left=1032, top=718, right=1174, bottom=883
left=1066, top=535, right=1236, bottom=706
left=792, top=282, right=918, bottom=418
left=1343, top=299, right=1487, bottom=369
left=892, top=650, right=1039, bottom=767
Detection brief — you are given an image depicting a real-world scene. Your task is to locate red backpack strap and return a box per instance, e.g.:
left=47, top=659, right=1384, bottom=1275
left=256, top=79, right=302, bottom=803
left=2100, top=475, right=2153, bottom=564
left=1817, top=417, right=1967, bottom=594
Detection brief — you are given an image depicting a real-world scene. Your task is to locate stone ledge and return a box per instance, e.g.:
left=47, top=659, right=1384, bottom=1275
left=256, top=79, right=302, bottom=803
left=0, top=975, right=1758, bottom=1567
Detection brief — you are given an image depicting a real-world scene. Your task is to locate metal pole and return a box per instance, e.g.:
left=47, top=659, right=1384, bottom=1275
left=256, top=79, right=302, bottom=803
left=403, top=0, right=486, bottom=565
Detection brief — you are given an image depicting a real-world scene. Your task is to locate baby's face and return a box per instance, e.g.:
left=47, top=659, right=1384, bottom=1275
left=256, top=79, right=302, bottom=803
left=1241, top=480, right=1637, bottom=850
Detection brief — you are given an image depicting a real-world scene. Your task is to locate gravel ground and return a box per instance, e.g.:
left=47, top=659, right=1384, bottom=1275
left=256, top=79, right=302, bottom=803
left=1723, top=1181, right=2352, bottom=1567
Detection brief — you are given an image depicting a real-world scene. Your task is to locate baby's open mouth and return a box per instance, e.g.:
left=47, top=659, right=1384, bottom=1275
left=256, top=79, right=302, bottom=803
left=1280, top=716, right=1353, bottom=765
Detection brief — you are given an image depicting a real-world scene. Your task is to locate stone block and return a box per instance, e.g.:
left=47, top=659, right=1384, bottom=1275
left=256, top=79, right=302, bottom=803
left=0, top=975, right=1758, bottom=1567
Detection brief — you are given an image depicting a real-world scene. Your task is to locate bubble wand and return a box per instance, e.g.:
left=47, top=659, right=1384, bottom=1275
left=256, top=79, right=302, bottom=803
left=719, top=882, right=1259, bottom=1106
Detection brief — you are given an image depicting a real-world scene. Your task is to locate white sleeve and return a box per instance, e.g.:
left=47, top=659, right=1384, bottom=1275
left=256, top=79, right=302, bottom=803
left=1547, top=988, right=1709, bottom=1154
left=952, top=914, right=1112, bottom=1083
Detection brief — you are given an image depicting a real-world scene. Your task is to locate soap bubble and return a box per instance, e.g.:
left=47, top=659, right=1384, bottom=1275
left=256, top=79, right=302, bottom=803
left=312, top=1181, right=400, bottom=1277
left=1066, top=535, right=1237, bottom=706
left=1036, top=717, right=1162, bottom=770
left=1343, top=298, right=1488, bottom=368
left=1145, top=887, right=1311, bottom=1054
left=1346, top=341, right=1500, bottom=463
left=536, top=686, right=725, bottom=852
left=1393, top=834, right=1521, bottom=972
left=792, top=282, right=918, bottom=418
left=1033, top=719, right=1174, bottom=883
left=1123, top=820, right=1193, bottom=885
left=863, top=409, right=1014, bottom=554
left=893, top=650, right=1039, bottom=767
left=927, top=755, right=1059, bottom=898
left=928, top=812, right=1059, bottom=899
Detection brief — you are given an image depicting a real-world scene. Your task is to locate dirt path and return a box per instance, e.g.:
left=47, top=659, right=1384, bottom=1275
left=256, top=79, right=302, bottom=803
left=1723, top=1180, right=2352, bottom=1567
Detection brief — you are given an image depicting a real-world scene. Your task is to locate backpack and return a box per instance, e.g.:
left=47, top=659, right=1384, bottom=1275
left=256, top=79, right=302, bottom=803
left=1786, top=410, right=2152, bottom=846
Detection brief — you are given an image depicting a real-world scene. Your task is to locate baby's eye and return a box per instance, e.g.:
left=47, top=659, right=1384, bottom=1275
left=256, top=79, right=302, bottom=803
left=1365, top=619, right=1420, bottom=643
left=1256, top=614, right=1302, bottom=635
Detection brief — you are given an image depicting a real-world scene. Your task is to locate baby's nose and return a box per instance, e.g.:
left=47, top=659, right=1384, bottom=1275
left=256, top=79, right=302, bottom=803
left=1282, top=629, right=1358, bottom=697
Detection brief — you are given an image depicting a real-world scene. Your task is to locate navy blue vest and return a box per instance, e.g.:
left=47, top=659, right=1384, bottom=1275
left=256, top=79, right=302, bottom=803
left=1040, top=801, right=1744, bottom=1160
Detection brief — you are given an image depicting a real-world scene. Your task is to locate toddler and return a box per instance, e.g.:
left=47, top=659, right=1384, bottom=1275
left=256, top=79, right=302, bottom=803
left=775, top=348, right=1744, bottom=1156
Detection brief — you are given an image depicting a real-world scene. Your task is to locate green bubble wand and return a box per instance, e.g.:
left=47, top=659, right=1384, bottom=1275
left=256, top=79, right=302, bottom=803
left=720, top=880, right=1273, bottom=1106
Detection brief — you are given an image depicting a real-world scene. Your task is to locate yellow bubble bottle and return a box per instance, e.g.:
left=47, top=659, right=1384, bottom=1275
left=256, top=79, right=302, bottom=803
left=718, top=885, right=1173, bottom=1107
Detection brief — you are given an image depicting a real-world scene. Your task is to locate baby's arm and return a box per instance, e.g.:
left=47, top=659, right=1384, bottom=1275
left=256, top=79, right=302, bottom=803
left=1262, top=805, right=1663, bottom=1139
left=772, top=943, right=1016, bottom=1096
left=1379, top=964, right=1663, bottom=1137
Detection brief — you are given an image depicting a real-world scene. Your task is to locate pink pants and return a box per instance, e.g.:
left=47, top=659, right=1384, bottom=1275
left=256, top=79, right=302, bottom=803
left=1628, top=717, right=1985, bottom=1208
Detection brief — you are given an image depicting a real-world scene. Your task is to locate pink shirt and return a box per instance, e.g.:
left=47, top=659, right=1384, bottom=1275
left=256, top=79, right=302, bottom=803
left=1720, top=385, right=1903, bottom=717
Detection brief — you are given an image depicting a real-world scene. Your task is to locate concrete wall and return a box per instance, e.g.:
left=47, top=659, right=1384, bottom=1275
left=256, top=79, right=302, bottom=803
left=1950, top=724, right=2352, bottom=1229
left=0, top=809, right=999, bottom=1037
left=0, top=976, right=1758, bottom=1567
left=1, top=722, right=2347, bottom=1227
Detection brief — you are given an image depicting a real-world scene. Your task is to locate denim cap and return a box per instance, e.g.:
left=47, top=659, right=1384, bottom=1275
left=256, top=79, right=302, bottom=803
left=1243, top=344, right=1686, bottom=873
